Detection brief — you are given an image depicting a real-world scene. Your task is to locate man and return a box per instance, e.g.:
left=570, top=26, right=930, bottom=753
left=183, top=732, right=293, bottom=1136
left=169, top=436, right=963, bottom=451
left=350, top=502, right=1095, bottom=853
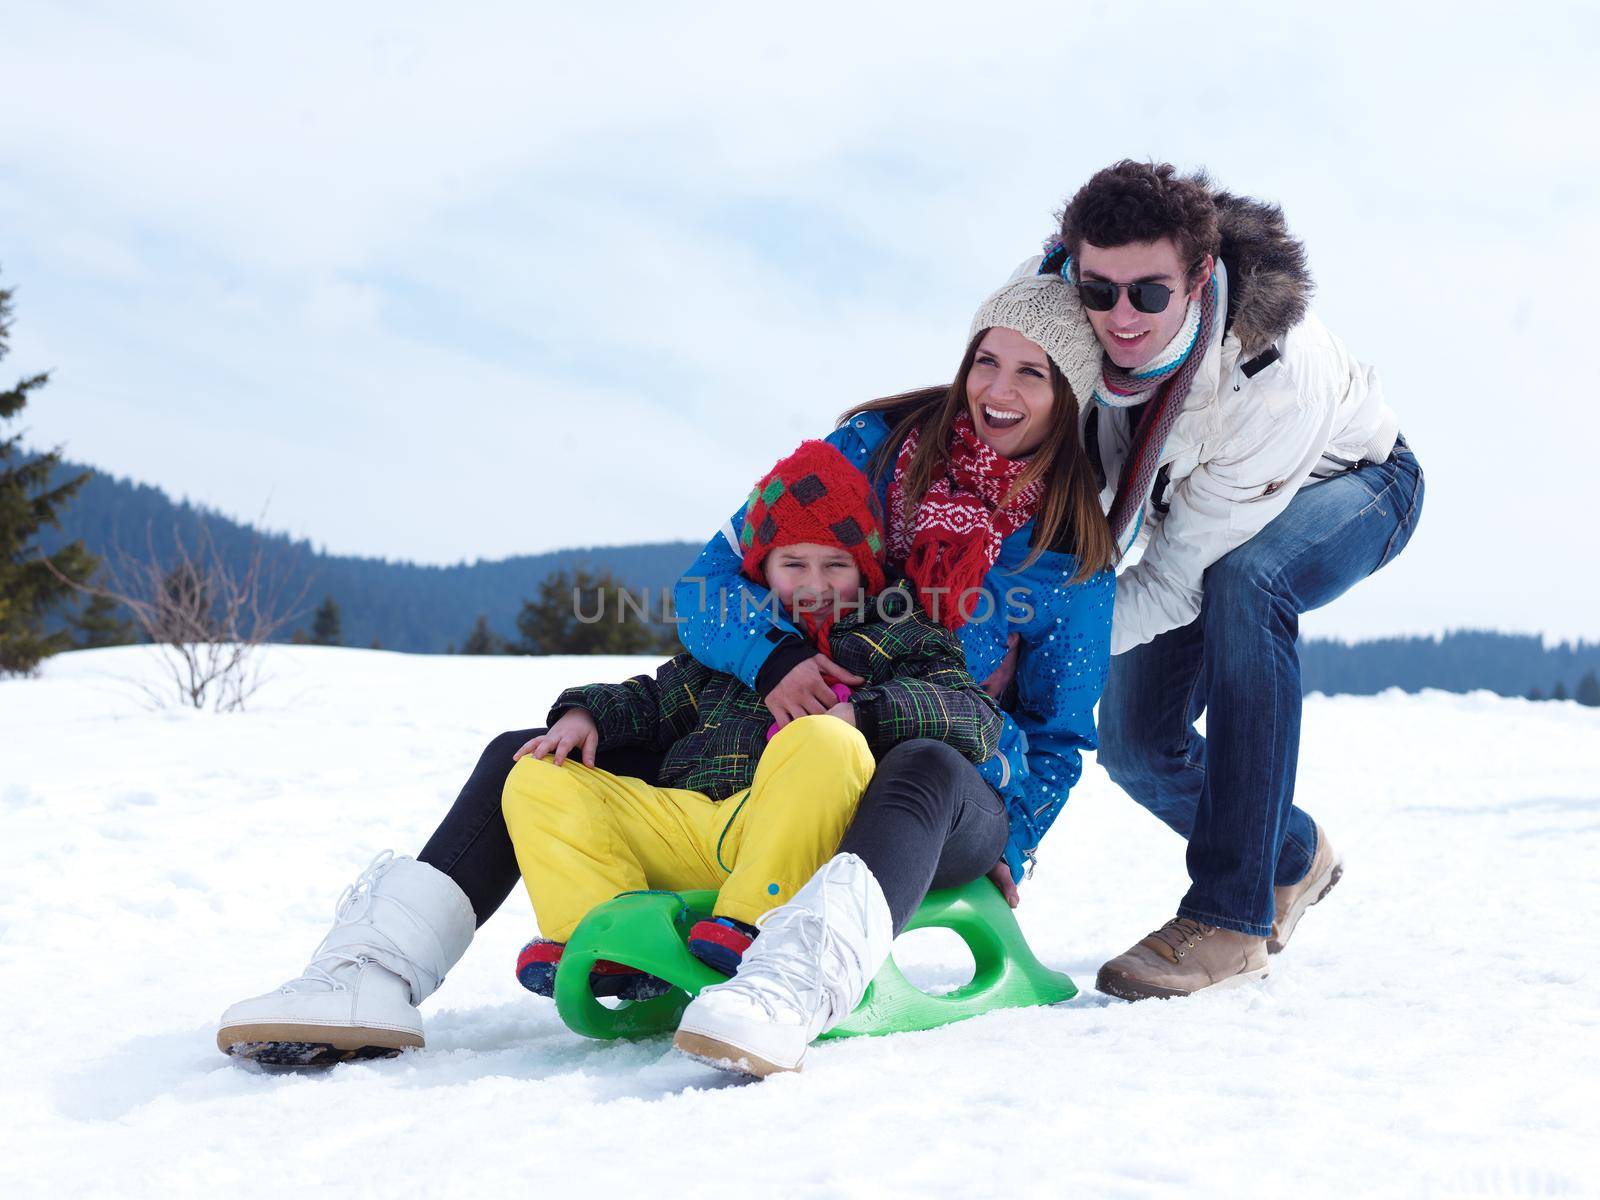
left=1052, top=161, right=1424, bottom=1000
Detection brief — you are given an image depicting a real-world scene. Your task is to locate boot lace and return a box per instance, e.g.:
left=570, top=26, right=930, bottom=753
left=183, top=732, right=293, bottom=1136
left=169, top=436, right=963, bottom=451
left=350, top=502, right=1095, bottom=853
left=1147, top=917, right=1212, bottom=960
left=727, top=857, right=862, bottom=1025
left=330, top=849, right=397, bottom=925
left=280, top=851, right=398, bottom=994
left=292, top=951, right=370, bottom=992
left=735, top=909, right=829, bottom=1024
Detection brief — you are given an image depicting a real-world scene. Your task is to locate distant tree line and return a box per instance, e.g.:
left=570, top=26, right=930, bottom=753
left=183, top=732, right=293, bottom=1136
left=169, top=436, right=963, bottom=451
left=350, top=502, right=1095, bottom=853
left=1527, top=671, right=1600, bottom=707
left=13, top=447, right=1600, bottom=697
left=1298, top=631, right=1600, bottom=700
left=454, top=568, right=676, bottom=657
left=9, top=346, right=1600, bottom=697
left=32, top=451, right=700, bottom=654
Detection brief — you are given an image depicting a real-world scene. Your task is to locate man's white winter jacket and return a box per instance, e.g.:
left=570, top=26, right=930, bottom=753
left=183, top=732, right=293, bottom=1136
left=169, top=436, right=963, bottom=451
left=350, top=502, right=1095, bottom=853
left=1079, top=194, right=1401, bottom=655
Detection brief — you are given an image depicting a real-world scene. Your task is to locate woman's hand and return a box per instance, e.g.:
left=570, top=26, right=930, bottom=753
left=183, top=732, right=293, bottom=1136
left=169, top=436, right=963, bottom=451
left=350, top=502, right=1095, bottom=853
left=988, top=860, right=1020, bottom=908
left=983, top=633, right=1022, bottom=700
left=513, top=709, right=599, bottom=768
left=765, top=654, right=865, bottom=728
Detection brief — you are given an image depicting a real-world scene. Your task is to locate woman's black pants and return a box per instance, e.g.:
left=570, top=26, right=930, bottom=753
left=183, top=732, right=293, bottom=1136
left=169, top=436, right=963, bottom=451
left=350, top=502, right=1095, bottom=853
left=419, top=731, right=1007, bottom=935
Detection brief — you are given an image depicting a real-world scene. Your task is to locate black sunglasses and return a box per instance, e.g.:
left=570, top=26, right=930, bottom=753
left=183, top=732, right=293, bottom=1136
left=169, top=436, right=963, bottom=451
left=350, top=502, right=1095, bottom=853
left=1075, top=277, right=1182, bottom=314
left=1061, top=254, right=1204, bottom=314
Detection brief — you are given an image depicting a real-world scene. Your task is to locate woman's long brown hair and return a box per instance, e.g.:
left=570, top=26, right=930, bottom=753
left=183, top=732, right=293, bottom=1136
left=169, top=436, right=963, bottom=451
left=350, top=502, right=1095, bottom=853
left=840, top=331, right=1115, bottom=584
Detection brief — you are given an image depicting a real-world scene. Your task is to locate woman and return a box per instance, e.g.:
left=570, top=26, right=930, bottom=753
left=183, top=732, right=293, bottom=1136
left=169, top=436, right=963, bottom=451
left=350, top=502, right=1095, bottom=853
left=670, top=268, right=1117, bottom=1073
left=215, top=266, right=1116, bottom=1068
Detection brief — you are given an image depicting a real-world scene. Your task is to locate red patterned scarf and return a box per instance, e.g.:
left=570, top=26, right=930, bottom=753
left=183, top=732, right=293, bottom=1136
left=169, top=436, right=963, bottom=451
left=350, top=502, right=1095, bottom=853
left=886, top=411, right=1044, bottom=630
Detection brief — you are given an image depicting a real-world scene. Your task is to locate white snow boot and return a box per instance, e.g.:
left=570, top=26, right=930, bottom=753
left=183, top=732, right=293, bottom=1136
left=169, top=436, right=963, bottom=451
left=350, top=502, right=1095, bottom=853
left=673, top=852, right=893, bottom=1077
left=217, top=851, right=476, bottom=1066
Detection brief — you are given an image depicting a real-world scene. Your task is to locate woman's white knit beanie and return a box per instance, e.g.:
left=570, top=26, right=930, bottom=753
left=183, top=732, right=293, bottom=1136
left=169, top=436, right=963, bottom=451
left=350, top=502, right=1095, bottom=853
left=968, top=257, right=1102, bottom=406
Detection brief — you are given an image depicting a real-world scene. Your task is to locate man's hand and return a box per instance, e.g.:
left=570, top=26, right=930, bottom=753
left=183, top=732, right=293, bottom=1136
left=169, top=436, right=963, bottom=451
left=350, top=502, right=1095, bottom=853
left=983, top=633, right=1021, bottom=701
left=824, top=700, right=856, bottom=727
left=513, top=709, right=599, bottom=768
left=764, top=654, right=865, bottom=728
left=987, top=860, right=1020, bottom=908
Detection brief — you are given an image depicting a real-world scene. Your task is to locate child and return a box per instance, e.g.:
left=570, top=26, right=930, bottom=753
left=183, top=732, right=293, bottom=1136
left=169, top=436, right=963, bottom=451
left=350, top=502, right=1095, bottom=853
left=501, top=439, right=1002, bottom=997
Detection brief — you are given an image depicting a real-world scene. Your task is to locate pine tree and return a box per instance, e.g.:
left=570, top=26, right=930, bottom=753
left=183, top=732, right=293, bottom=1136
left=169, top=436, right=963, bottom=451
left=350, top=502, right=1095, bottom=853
left=515, top=568, right=672, bottom=655
left=1551, top=681, right=1569, bottom=702
left=460, top=614, right=506, bottom=655
left=1527, top=686, right=1543, bottom=701
left=1576, top=670, right=1600, bottom=708
left=0, top=268, right=100, bottom=675
left=72, top=587, right=134, bottom=648
left=310, top=595, right=342, bottom=646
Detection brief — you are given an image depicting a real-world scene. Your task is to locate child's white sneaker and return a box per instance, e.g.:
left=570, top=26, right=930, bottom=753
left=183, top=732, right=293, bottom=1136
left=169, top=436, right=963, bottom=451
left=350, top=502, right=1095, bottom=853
left=673, top=852, right=892, bottom=1076
left=217, top=852, right=475, bottom=1065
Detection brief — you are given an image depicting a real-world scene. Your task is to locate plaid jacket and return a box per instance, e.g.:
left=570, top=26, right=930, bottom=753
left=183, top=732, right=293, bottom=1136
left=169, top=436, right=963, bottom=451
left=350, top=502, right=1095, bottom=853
left=550, top=586, right=1002, bottom=800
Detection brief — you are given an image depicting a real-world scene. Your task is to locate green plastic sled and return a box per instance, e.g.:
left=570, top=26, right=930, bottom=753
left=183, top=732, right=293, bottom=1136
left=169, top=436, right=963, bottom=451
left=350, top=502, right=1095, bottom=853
left=553, top=878, right=1076, bottom=1042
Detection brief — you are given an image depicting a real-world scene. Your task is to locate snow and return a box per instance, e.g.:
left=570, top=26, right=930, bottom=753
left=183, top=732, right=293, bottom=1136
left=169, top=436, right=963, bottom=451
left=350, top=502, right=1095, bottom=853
left=3, top=646, right=1597, bottom=1198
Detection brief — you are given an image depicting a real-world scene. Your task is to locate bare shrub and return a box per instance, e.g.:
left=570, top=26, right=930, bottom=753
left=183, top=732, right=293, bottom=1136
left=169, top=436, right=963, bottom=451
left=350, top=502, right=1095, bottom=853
left=62, top=522, right=309, bottom=711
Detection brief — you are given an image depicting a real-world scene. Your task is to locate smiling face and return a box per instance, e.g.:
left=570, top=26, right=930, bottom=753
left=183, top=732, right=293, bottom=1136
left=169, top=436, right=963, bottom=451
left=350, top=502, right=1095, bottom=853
left=764, top=542, right=864, bottom=618
left=1077, top=238, right=1212, bottom=371
left=965, top=327, right=1056, bottom=459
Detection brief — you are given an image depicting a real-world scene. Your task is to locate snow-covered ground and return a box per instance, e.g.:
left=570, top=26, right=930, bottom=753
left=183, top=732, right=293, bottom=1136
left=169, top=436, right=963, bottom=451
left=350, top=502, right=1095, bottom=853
left=2, top=646, right=1596, bottom=1198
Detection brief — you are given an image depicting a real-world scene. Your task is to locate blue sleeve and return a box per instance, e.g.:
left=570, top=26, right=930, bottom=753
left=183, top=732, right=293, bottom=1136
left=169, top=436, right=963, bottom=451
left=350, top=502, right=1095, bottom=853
left=672, top=516, right=803, bottom=688
left=996, top=568, right=1115, bottom=880
left=673, top=423, right=875, bottom=688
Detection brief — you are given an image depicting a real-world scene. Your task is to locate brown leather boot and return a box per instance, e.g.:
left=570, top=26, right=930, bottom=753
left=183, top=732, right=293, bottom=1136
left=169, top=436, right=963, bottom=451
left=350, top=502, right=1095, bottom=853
left=1269, top=825, right=1343, bottom=954
left=1096, top=918, right=1268, bottom=1001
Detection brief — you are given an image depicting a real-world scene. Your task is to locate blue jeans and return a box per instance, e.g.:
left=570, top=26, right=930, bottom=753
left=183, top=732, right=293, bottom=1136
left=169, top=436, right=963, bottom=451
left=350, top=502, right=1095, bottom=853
left=1098, top=443, right=1424, bottom=936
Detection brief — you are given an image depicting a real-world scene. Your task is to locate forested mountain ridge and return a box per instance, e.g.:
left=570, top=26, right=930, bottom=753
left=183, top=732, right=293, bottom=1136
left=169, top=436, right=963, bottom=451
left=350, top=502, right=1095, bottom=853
left=31, top=454, right=1600, bottom=695
left=34, top=455, right=699, bottom=652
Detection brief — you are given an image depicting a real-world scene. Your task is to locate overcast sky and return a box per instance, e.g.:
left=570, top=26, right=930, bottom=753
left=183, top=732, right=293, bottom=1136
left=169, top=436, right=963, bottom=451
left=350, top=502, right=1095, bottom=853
left=2, top=1, right=1596, bottom=642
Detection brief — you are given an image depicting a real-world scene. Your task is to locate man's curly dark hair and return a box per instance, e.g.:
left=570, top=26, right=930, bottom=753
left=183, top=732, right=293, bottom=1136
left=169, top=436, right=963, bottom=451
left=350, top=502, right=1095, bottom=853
left=1058, top=161, right=1220, bottom=284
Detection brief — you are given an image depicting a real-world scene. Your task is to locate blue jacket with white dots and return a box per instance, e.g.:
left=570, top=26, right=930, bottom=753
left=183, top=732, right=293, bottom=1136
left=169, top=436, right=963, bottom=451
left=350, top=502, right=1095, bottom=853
left=673, top=408, right=1115, bottom=882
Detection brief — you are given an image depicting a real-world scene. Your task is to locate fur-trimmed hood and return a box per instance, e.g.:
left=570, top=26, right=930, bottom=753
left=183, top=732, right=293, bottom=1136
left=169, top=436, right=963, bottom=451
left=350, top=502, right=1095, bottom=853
left=1213, top=189, right=1313, bottom=356
left=1096, top=187, right=1401, bottom=657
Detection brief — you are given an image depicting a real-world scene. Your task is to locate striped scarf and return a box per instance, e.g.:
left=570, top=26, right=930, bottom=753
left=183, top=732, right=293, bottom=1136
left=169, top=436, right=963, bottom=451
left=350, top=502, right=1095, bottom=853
left=887, top=411, right=1044, bottom=630
left=1103, top=271, right=1218, bottom=550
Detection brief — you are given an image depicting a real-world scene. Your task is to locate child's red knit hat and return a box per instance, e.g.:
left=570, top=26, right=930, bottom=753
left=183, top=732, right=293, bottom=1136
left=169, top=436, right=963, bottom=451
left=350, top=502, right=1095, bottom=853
left=739, top=440, right=886, bottom=594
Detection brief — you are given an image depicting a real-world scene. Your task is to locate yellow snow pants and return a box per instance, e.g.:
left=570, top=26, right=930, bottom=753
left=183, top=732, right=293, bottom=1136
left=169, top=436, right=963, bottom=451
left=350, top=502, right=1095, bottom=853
left=501, top=714, right=874, bottom=941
